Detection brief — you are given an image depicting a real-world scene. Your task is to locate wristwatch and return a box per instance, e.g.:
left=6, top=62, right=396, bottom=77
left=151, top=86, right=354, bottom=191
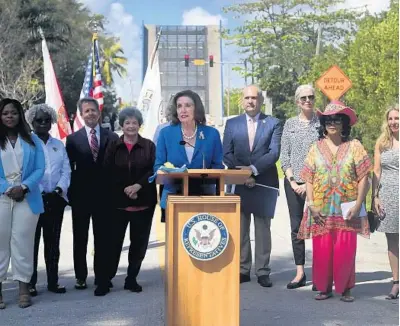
left=307, top=200, right=315, bottom=207
left=289, top=176, right=295, bottom=182
left=54, top=187, right=63, bottom=196
left=21, top=184, right=29, bottom=195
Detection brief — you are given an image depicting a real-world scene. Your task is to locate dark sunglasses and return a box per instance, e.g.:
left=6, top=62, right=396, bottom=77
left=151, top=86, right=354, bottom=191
left=300, top=95, right=315, bottom=102
left=325, top=117, right=342, bottom=125
left=34, top=118, right=51, bottom=124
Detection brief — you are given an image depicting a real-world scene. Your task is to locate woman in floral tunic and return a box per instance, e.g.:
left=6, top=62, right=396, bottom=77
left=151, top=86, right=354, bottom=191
left=298, top=101, right=372, bottom=302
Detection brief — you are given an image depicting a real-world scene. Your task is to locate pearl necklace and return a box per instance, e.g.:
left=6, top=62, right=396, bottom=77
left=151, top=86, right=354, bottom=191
left=181, top=125, right=197, bottom=140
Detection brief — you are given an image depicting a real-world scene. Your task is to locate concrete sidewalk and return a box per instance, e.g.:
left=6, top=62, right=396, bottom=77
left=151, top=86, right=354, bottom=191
left=0, top=180, right=398, bottom=325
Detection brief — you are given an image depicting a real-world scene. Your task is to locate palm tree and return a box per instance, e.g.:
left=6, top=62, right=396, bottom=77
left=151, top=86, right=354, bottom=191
left=100, top=37, right=128, bottom=86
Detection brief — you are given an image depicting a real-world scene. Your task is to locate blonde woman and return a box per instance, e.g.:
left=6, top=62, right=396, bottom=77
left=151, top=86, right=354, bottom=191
left=372, top=105, right=399, bottom=300
left=280, top=84, right=319, bottom=289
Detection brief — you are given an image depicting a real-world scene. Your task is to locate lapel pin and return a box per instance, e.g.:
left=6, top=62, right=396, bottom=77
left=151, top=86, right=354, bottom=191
left=199, top=131, right=205, bottom=140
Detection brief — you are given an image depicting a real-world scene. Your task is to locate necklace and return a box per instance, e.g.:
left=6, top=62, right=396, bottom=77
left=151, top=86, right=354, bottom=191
left=7, top=137, right=17, bottom=145
left=181, top=125, right=197, bottom=140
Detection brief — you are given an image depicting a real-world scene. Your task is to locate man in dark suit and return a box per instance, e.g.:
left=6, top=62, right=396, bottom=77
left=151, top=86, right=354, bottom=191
left=223, top=85, right=282, bottom=287
left=66, top=97, right=118, bottom=296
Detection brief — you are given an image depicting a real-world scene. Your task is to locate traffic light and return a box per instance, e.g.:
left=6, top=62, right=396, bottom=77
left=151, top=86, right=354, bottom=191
left=184, top=54, right=189, bottom=67
left=209, top=55, right=214, bottom=67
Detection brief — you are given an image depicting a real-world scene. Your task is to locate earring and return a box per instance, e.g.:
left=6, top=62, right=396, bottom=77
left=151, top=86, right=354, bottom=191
left=323, top=130, right=328, bottom=135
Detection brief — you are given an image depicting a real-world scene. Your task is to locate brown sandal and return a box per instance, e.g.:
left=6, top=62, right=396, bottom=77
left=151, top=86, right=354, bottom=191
left=340, top=290, right=354, bottom=302
left=18, top=294, right=32, bottom=308
left=315, top=292, right=333, bottom=300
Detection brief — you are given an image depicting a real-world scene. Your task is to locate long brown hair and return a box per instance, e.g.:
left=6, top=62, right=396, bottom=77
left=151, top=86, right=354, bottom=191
left=0, top=98, right=34, bottom=150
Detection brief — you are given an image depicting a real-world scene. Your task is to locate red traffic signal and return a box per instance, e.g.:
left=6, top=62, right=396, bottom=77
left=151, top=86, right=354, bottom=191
left=184, top=54, right=189, bottom=67
left=209, top=55, right=214, bottom=67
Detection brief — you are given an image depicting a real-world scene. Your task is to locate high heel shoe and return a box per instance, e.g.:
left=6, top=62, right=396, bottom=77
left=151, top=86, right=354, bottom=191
left=287, top=274, right=306, bottom=289
left=386, top=280, right=399, bottom=300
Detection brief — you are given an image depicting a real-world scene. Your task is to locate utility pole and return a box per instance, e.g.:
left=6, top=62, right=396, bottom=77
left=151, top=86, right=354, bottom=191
left=227, top=63, right=231, bottom=117
left=316, top=24, right=322, bottom=56
left=244, top=59, right=248, bottom=86
left=315, top=24, right=328, bottom=108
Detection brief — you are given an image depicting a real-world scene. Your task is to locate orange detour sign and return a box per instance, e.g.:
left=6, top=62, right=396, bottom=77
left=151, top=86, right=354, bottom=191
left=316, top=65, right=352, bottom=100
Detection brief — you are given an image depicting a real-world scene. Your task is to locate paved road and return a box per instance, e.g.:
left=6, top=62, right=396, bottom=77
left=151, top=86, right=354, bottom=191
left=0, top=180, right=398, bottom=325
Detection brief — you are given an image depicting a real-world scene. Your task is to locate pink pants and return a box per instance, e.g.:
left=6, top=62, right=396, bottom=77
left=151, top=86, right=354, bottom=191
left=312, top=230, right=357, bottom=294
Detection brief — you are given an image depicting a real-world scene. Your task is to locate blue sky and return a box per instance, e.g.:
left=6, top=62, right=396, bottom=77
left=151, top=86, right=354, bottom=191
left=79, top=0, right=390, bottom=103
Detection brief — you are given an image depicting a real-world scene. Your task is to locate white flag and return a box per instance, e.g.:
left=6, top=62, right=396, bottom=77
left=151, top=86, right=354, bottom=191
left=42, top=33, right=71, bottom=141
left=138, top=53, right=162, bottom=140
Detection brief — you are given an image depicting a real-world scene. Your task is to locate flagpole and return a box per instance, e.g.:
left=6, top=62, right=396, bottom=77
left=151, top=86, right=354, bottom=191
left=73, top=26, right=104, bottom=131
left=137, top=28, right=163, bottom=140
left=149, top=27, right=162, bottom=69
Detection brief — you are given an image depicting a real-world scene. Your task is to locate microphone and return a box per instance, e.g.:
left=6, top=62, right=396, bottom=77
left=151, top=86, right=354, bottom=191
left=179, top=140, right=206, bottom=169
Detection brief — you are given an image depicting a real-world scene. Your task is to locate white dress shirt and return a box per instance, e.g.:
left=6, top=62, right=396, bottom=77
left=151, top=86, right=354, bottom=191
left=39, top=136, right=71, bottom=202
left=84, top=124, right=100, bottom=145
left=1, top=138, right=23, bottom=187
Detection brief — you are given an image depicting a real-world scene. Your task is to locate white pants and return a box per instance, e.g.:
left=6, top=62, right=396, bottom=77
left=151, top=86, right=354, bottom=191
left=0, top=195, right=39, bottom=283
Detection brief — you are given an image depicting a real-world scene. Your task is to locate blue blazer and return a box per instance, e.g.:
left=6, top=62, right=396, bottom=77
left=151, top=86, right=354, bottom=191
left=154, top=123, right=224, bottom=171
left=0, top=134, right=45, bottom=215
left=223, top=113, right=282, bottom=216
left=154, top=124, right=224, bottom=206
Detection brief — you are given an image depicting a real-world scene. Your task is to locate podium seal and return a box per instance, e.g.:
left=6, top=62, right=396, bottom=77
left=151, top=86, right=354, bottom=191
left=181, top=213, right=229, bottom=261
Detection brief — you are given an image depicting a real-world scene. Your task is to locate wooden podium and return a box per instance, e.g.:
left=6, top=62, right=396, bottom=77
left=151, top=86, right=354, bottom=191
left=156, top=169, right=250, bottom=326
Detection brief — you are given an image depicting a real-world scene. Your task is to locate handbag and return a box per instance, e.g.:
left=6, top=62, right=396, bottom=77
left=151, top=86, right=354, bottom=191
left=368, top=183, right=382, bottom=233
left=367, top=210, right=379, bottom=233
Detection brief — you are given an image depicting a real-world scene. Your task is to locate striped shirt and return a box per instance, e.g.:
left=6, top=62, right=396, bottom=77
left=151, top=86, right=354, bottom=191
left=280, top=115, right=320, bottom=183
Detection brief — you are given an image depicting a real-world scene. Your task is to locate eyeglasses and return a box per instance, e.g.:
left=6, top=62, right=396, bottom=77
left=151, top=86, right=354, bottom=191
left=300, top=95, right=315, bottom=102
left=325, top=117, right=342, bottom=125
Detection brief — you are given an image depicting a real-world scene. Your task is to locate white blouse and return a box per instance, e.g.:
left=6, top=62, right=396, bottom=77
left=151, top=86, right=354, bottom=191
left=185, top=146, right=194, bottom=164
left=0, top=138, right=24, bottom=186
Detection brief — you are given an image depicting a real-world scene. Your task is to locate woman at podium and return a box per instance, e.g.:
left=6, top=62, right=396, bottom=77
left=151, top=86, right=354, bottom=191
left=154, top=90, right=224, bottom=220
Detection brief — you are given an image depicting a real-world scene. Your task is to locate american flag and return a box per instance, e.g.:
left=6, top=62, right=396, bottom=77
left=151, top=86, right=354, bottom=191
left=73, top=33, right=104, bottom=131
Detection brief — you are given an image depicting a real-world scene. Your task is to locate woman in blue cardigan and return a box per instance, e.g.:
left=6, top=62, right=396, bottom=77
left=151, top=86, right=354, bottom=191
left=0, top=99, right=45, bottom=309
left=154, top=90, right=224, bottom=221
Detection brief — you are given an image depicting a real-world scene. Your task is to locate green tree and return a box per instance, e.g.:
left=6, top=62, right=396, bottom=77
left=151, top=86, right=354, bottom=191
left=223, top=0, right=362, bottom=120
left=345, top=0, right=399, bottom=152
left=100, top=37, right=128, bottom=86
left=223, top=88, right=243, bottom=116
left=102, top=86, right=118, bottom=117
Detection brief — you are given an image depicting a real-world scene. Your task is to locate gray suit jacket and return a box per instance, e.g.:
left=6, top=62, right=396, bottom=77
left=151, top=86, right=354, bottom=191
left=223, top=113, right=282, bottom=216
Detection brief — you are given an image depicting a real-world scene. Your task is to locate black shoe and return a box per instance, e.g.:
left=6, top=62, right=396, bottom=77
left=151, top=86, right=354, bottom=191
left=29, top=286, right=37, bottom=297
left=94, top=285, right=110, bottom=296
left=94, top=279, right=113, bottom=288
left=124, top=281, right=142, bottom=293
left=257, top=275, right=272, bottom=287
left=287, top=274, right=306, bottom=289
left=48, top=284, right=67, bottom=294
left=240, top=273, right=251, bottom=284
left=74, top=279, right=87, bottom=290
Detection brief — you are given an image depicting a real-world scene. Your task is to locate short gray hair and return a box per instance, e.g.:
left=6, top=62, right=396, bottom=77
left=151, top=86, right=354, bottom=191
left=119, top=107, right=143, bottom=127
left=295, top=84, right=315, bottom=102
left=77, top=97, right=99, bottom=114
left=26, top=103, right=58, bottom=126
